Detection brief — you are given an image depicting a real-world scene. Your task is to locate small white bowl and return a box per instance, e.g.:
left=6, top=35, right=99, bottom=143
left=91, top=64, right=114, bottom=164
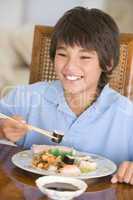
left=36, top=176, right=87, bottom=200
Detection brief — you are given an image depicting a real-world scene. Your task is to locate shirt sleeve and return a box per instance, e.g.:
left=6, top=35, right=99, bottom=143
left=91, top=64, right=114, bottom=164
left=126, top=113, right=133, bottom=161
left=0, top=85, right=32, bottom=146
left=0, top=85, right=30, bottom=118
left=129, top=125, right=133, bottom=161
left=0, top=82, right=50, bottom=147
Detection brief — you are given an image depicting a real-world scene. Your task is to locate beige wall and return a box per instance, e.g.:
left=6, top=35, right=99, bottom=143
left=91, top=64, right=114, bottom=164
left=82, top=0, right=133, bottom=33
left=105, top=0, right=133, bottom=33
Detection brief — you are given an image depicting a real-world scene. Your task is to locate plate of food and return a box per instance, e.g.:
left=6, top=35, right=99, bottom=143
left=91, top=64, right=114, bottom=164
left=11, top=145, right=117, bottom=179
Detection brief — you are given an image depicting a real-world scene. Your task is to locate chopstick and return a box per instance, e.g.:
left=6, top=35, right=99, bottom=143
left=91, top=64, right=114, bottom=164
left=0, top=113, right=57, bottom=140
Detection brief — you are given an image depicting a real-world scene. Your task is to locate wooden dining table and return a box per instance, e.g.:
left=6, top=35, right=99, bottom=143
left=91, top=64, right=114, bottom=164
left=0, top=143, right=132, bottom=200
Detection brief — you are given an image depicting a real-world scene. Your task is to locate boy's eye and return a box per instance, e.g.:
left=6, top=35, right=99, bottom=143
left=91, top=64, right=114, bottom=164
left=80, top=56, right=91, bottom=59
left=57, top=53, right=67, bottom=57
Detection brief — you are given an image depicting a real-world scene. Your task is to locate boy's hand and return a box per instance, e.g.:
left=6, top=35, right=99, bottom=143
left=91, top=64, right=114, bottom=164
left=0, top=115, right=28, bottom=142
left=111, top=161, right=133, bottom=185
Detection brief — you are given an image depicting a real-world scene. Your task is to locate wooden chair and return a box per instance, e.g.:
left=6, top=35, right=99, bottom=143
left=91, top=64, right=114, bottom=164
left=30, top=25, right=133, bottom=100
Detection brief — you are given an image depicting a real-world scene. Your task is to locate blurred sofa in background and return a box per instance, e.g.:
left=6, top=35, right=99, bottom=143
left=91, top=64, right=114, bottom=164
left=0, top=25, right=34, bottom=97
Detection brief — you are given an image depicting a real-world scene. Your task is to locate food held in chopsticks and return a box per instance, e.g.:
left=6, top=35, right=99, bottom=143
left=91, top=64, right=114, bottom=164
left=51, top=131, right=64, bottom=143
left=0, top=113, right=64, bottom=143
left=32, top=145, right=97, bottom=176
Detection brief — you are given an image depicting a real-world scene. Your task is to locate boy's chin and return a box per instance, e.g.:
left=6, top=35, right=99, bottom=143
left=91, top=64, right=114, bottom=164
left=64, top=88, right=83, bottom=96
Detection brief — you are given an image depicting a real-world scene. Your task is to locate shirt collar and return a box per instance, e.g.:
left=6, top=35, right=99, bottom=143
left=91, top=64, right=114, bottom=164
left=44, top=80, right=76, bottom=117
left=44, top=81, right=120, bottom=117
left=94, top=84, right=121, bottom=113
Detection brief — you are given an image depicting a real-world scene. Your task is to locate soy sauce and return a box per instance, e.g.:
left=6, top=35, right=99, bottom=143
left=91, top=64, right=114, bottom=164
left=44, top=182, right=79, bottom=191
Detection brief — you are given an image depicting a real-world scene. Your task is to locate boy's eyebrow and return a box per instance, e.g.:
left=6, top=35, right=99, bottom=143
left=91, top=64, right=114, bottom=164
left=79, top=48, right=95, bottom=53
left=56, top=45, right=95, bottom=54
left=56, top=46, right=66, bottom=50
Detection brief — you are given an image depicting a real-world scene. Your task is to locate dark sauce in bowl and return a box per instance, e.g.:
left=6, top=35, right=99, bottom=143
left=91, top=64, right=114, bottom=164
left=44, top=182, right=79, bottom=191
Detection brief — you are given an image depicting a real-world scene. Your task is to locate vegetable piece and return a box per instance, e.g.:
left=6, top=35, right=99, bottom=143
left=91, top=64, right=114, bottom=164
left=63, top=155, right=75, bottom=164
left=49, top=148, right=73, bottom=160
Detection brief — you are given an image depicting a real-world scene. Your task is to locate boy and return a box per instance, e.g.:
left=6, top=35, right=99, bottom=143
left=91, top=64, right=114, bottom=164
left=0, top=7, right=133, bottom=184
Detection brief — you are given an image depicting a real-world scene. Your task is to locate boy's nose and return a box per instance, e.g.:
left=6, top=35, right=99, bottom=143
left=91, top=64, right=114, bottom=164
left=64, top=58, right=77, bottom=71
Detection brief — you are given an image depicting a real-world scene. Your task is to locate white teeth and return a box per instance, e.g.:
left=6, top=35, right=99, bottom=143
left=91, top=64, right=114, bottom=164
left=66, top=75, right=82, bottom=81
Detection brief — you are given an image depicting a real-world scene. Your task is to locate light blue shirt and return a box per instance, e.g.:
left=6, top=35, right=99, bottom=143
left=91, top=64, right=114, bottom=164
left=0, top=80, right=133, bottom=164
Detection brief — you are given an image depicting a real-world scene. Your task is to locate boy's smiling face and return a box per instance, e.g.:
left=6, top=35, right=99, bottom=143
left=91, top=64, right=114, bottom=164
left=54, top=43, right=102, bottom=96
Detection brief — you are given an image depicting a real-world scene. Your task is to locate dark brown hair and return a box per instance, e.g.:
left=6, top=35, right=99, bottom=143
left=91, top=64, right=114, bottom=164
left=50, top=7, right=120, bottom=90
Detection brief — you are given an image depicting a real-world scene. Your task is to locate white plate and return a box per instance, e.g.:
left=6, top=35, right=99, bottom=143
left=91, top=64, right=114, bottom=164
left=11, top=149, right=117, bottom=180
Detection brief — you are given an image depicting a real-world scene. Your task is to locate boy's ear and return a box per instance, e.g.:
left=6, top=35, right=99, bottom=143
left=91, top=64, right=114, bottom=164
left=107, top=59, right=114, bottom=72
left=106, top=65, right=113, bottom=72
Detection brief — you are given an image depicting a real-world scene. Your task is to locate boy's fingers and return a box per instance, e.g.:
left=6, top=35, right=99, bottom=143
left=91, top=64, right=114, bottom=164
left=116, top=162, right=129, bottom=182
left=111, top=162, right=132, bottom=184
left=123, top=163, right=133, bottom=184
left=4, top=119, right=21, bottom=129
left=12, top=116, right=26, bottom=124
left=130, top=174, right=133, bottom=185
left=7, top=116, right=27, bottom=129
left=111, top=174, right=118, bottom=183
